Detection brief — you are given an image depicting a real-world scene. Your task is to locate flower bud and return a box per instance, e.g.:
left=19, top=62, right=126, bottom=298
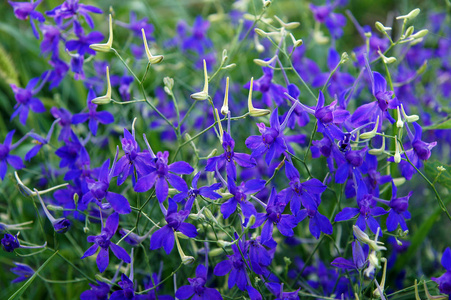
left=417, top=60, right=427, bottom=75
left=411, top=29, right=428, bottom=39
left=221, top=49, right=228, bottom=64
left=262, top=0, right=271, bottom=8
left=254, top=28, right=268, bottom=37
left=207, top=148, right=218, bottom=158
left=253, top=54, right=278, bottom=67
left=289, top=33, right=303, bottom=47
left=340, top=52, right=349, bottom=64
left=217, top=240, right=233, bottom=248
left=400, top=104, right=419, bottom=122
left=394, top=137, right=402, bottom=164
left=90, top=14, right=113, bottom=52
left=405, top=26, right=414, bottom=38
left=208, top=248, right=224, bottom=257
left=375, top=21, right=391, bottom=33
left=377, top=50, right=397, bottom=64
left=397, top=8, right=420, bottom=20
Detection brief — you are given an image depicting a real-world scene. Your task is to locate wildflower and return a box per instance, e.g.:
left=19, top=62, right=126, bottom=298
left=113, top=128, right=154, bottom=186
left=134, top=151, right=194, bottom=203
left=10, top=262, right=35, bottom=283
left=266, top=282, right=300, bottom=300
left=55, top=131, right=89, bottom=169
left=252, top=187, right=298, bottom=247
left=281, top=161, right=326, bottom=215
left=221, top=175, right=265, bottom=220
left=297, top=203, right=333, bottom=239
left=46, top=0, right=103, bottom=29
left=50, top=107, right=73, bottom=141
left=331, top=241, right=368, bottom=271
left=25, top=119, right=59, bottom=161
left=72, top=89, right=114, bottom=136
left=150, top=198, right=197, bottom=254
left=82, top=158, right=132, bottom=215
left=80, top=281, right=110, bottom=300
left=66, top=21, right=104, bottom=56
left=8, top=0, right=45, bottom=39
left=35, top=190, right=71, bottom=233
left=432, top=248, right=451, bottom=296
left=116, top=11, right=154, bottom=38
left=109, top=274, right=137, bottom=300
left=335, top=193, right=387, bottom=234
left=175, top=264, right=223, bottom=299
left=206, top=131, right=256, bottom=181
left=1, top=233, right=47, bottom=252
left=81, top=212, right=131, bottom=273
left=245, top=108, right=287, bottom=165
left=0, top=130, right=26, bottom=180
left=173, top=171, right=222, bottom=212
left=10, top=75, right=47, bottom=125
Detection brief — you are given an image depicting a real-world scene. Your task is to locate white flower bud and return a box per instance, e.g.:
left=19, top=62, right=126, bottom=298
left=90, top=15, right=113, bottom=52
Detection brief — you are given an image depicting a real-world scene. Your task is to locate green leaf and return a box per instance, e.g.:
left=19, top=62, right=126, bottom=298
left=8, top=250, right=58, bottom=300
left=424, top=160, right=451, bottom=189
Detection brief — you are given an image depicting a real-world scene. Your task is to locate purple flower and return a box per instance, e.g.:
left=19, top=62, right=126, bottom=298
left=206, top=131, right=256, bottom=181
left=331, top=241, right=368, bottom=271
left=47, top=58, right=69, bottom=89
left=213, top=239, right=249, bottom=291
left=221, top=176, right=265, bottom=220
left=252, top=188, right=298, bottom=247
left=46, top=0, right=102, bottom=29
left=116, top=11, right=154, bottom=38
left=80, top=280, right=110, bottom=300
left=10, top=76, right=46, bottom=125
left=244, top=67, right=287, bottom=107
left=134, top=151, right=194, bottom=203
left=335, top=193, right=387, bottom=234
left=0, top=130, right=25, bottom=180
left=351, top=71, right=399, bottom=127
left=334, top=147, right=367, bottom=184
left=175, top=264, right=222, bottom=299
left=55, top=131, right=89, bottom=169
left=40, top=25, right=61, bottom=57
left=82, top=158, right=132, bottom=215
left=281, top=161, right=326, bottom=215
left=245, top=108, right=287, bottom=165
left=297, top=204, right=333, bottom=239
left=309, top=2, right=346, bottom=39
left=173, top=172, right=222, bottom=212
left=10, top=262, right=35, bottom=284
left=81, top=212, right=131, bottom=273
left=65, top=21, right=104, bottom=56
left=50, top=107, right=73, bottom=141
left=72, top=89, right=114, bottom=136
left=246, top=237, right=272, bottom=275
left=113, top=128, right=153, bottom=186
left=432, top=248, right=451, bottom=295
left=150, top=198, right=197, bottom=254
left=9, top=0, right=45, bottom=39
left=408, top=122, right=437, bottom=161
left=1, top=234, right=20, bottom=252
left=109, top=274, right=136, bottom=300
left=25, top=119, right=58, bottom=161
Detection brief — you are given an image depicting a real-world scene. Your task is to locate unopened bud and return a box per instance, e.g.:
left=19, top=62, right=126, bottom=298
left=417, top=60, right=427, bottom=75
left=396, top=106, right=404, bottom=128
left=222, top=63, right=236, bottom=70
left=221, top=77, right=230, bottom=115
left=411, top=29, right=428, bottom=39
left=207, top=148, right=218, bottom=158
left=405, top=26, right=414, bottom=38
left=340, top=52, right=349, bottom=64
left=221, top=49, right=228, bottom=63
left=246, top=215, right=256, bottom=228
left=208, top=248, right=224, bottom=257
left=254, top=28, right=268, bottom=37
left=248, top=77, right=271, bottom=117
left=375, top=21, right=391, bottom=33
left=262, top=0, right=271, bottom=8
left=397, top=8, right=420, bottom=20
left=217, top=240, right=233, bottom=248
left=142, top=28, right=164, bottom=64
left=92, top=66, right=112, bottom=104
left=274, top=15, right=300, bottom=30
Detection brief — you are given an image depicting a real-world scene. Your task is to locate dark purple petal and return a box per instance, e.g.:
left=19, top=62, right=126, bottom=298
left=96, top=247, right=109, bottom=273
left=196, top=264, right=208, bottom=279
left=155, top=177, right=169, bottom=203
left=7, top=155, right=25, bottom=170
left=72, top=113, right=89, bottom=124
left=331, top=257, right=355, bottom=270
left=110, top=243, right=131, bottom=263
left=175, top=285, right=194, bottom=299
left=96, top=111, right=114, bottom=124
left=214, top=260, right=232, bottom=276
left=244, top=179, right=265, bottom=194
left=168, top=161, right=193, bottom=174
left=442, top=248, right=451, bottom=271
left=221, top=199, right=237, bottom=219
left=167, top=173, right=188, bottom=192
left=81, top=244, right=99, bottom=259
left=334, top=207, right=359, bottom=222
left=178, top=223, right=197, bottom=238
left=106, top=192, right=131, bottom=215
left=134, top=172, right=157, bottom=193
